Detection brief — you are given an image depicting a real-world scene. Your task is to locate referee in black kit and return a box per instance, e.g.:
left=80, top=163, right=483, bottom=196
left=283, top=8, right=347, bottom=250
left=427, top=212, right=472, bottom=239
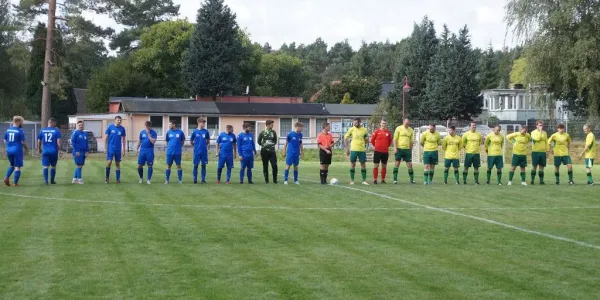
left=258, top=120, right=278, bottom=183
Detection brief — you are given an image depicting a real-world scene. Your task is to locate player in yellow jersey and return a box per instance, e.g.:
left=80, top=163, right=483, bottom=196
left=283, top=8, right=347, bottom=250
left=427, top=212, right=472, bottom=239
left=442, top=126, right=462, bottom=184
left=420, top=123, right=441, bottom=185
left=392, top=119, right=415, bottom=184
left=506, top=127, right=531, bottom=186
left=344, top=118, right=369, bottom=185
left=461, top=122, right=483, bottom=184
left=484, top=125, right=504, bottom=185
left=548, top=124, right=574, bottom=185
left=530, top=120, right=548, bottom=185
left=579, top=124, right=596, bottom=185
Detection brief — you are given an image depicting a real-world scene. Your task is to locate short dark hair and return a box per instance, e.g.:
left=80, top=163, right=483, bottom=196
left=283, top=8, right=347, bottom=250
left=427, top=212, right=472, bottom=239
left=170, top=121, right=177, bottom=127
left=115, top=116, right=122, bottom=120
left=557, top=124, right=565, bottom=129
left=243, top=122, right=252, bottom=129
left=266, top=120, right=274, bottom=125
left=470, top=121, right=476, bottom=125
left=197, top=117, right=206, bottom=123
left=322, top=122, right=330, bottom=129
left=449, top=126, right=455, bottom=130
left=226, top=125, right=233, bottom=130
left=295, top=122, right=304, bottom=128
left=77, top=120, right=83, bottom=124
left=48, top=117, right=56, bottom=123
left=536, top=120, right=543, bottom=125
left=145, top=121, right=152, bottom=127
left=354, top=118, right=361, bottom=123
left=429, top=123, right=435, bottom=127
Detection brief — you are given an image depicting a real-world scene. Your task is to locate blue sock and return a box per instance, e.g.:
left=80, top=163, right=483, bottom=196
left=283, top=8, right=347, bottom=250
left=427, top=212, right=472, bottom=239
left=148, top=167, right=153, bottom=181
left=138, top=167, right=143, bottom=179
left=294, top=170, right=298, bottom=182
left=43, top=168, right=49, bottom=183
left=247, top=169, right=252, bottom=182
left=14, top=170, right=21, bottom=184
left=73, top=168, right=78, bottom=179
left=201, top=165, right=206, bottom=181
left=226, top=168, right=232, bottom=182
left=116, top=169, right=121, bottom=181
left=240, top=168, right=245, bottom=182
left=193, top=164, right=198, bottom=181
left=177, top=169, right=182, bottom=182
left=5, top=166, right=14, bottom=179
left=50, top=168, right=56, bottom=182
left=79, top=168, right=83, bottom=179
left=105, top=167, right=110, bottom=180
left=217, top=168, right=222, bottom=181
left=284, top=169, right=289, bottom=181
left=166, top=169, right=171, bottom=181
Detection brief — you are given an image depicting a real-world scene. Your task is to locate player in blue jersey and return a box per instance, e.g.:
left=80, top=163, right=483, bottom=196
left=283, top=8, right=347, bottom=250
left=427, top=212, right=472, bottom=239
left=104, top=116, right=126, bottom=183
left=3, top=116, right=28, bottom=187
left=37, top=117, right=63, bottom=185
left=165, top=121, right=186, bottom=184
left=282, top=122, right=304, bottom=185
left=237, top=122, right=257, bottom=184
left=190, top=117, right=210, bottom=184
left=136, top=121, right=157, bottom=184
left=70, top=121, right=88, bottom=184
left=216, top=125, right=237, bottom=184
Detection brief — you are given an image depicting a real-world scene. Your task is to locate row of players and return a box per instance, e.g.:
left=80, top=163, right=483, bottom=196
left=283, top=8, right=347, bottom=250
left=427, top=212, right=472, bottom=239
left=2, top=116, right=596, bottom=186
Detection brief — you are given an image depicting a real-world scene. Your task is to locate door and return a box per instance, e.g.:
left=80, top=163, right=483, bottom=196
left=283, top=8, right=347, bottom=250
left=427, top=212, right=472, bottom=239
left=255, top=121, right=266, bottom=150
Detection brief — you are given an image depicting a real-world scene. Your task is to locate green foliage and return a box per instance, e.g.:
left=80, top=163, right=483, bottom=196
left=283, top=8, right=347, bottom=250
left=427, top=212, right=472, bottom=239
left=183, top=0, right=244, bottom=98
left=510, top=57, right=527, bottom=85
left=479, top=44, right=500, bottom=90
left=318, top=75, right=380, bottom=104
left=237, top=29, right=263, bottom=95
left=341, top=92, right=353, bottom=104
left=254, top=52, right=308, bottom=97
left=24, top=23, right=45, bottom=118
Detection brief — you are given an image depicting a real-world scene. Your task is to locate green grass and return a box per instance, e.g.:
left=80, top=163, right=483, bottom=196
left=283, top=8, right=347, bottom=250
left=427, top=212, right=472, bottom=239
left=1, top=158, right=599, bottom=299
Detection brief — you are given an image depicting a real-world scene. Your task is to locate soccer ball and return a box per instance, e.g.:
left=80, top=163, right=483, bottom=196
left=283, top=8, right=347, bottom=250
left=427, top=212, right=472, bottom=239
left=330, top=178, right=339, bottom=185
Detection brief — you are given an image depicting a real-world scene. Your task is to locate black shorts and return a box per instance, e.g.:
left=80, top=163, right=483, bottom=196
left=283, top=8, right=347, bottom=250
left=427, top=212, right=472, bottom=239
left=373, top=151, right=389, bottom=164
left=320, top=149, right=332, bottom=165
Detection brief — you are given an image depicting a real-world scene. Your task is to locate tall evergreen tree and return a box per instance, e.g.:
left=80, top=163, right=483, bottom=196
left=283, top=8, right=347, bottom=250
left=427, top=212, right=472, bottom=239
left=450, top=26, right=483, bottom=119
left=423, top=25, right=455, bottom=119
left=183, top=0, right=243, bottom=98
left=25, top=23, right=46, bottom=118
left=479, top=44, right=500, bottom=90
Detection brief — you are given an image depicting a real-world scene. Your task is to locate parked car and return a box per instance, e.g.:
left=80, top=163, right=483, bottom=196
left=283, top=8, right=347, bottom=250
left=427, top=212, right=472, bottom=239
left=61, top=130, right=99, bottom=153
left=418, top=125, right=449, bottom=139
left=460, top=125, right=492, bottom=140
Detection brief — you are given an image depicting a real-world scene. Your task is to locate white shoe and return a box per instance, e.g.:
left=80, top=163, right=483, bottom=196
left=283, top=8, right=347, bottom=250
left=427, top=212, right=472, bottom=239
left=164, top=181, right=169, bottom=184
left=139, top=179, right=143, bottom=184
left=284, top=181, right=288, bottom=185
left=349, top=181, right=355, bottom=185
left=294, top=181, right=300, bottom=185
left=521, top=182, right=528, bottom=186
left=77, top=179, right=84, bottom=185
left=179, top=181, right=183, bottom=184
left=362, top=182, right=369, bottom=186
left=424, top=182, right=428, bottom=185
left=147, top=180, right=151, bottom=185
left=393, top=181, right=398, bottom=184
left=508, top=181, right=512, bottom=186
left=72, top=178, right=77, bottom=184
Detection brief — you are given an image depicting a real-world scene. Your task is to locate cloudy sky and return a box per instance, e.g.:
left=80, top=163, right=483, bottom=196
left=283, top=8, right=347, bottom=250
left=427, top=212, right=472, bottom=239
left=17, top=0, right=515, bottom=51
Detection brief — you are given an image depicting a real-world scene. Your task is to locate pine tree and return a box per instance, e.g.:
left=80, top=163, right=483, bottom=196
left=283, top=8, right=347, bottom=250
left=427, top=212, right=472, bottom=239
left=423, top=25, right=455, bottom=119
left=479, top=44, right=499, bottom=90
left=451, top=26, right=482, bottom=119
left=183, top=0, right=244, bottom=98
left=25, top=23, right=46, bottom=118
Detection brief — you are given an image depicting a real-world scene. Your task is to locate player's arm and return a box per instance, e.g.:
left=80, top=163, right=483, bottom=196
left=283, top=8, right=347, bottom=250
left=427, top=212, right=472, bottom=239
left=343, top=129, right=351, bottom=155
left=484, top=135, right=490, bottom=152
left=257, top=131, right=264, bottom=147
left=236, top=136, right=242, bottom=158
left=392, top=129, right=399, bottom=153
left=419, top=133, right=425, bottom=147
left=442, top=137, right=447, bottom=152
left=180, top=132, right=186, bottom=145
left=567, top=135, right=571, bottom=150
left=252, top=135, right=257, bottom=156
left=282, top=138, right=288, bottom=157
left=273, top=131, right=278, bottom=149
left=461, top=134, right=467, bottom=149
left=149, top=131, right=156, bottom=144
left=37, top=132, right=42, bottom=153
left=136, top=132, right=142, bottom=154
left=300, top=140, right=304, bottom=159
left=370, top=131, right=376, bottom=147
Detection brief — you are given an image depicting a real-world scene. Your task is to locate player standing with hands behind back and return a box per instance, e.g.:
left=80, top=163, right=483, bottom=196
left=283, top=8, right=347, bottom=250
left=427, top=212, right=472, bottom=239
left=317, top=122, right=334, bottom=184
left=104, top=116, right=126, bottom=184
left=370, top=120, right=393, bottom=184
left=237, top=122, right=257, bottom=184
left=164, top=121, right=185, bottom=184
left=344, top=118, right=369, bottom=185
left=258, top=120, right=278, bottom=184
left=71, top=121, right=88, bottom=184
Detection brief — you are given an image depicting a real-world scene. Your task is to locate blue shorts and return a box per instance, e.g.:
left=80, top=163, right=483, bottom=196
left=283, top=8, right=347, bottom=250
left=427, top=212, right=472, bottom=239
left=286, top=154, right=300, bottom=166
left=138, top=150, right=155, bottom=166
left=241, top=156, right=254, bottom=169
left=106, top=150, right=122, bottom=162
left=73, top=154, right=86, bottom=166
left=193, top=152, right=208, bottom=165
left=217, top=155, right=234, bottom=169
left=41, top=153, right=58, bottom=167
left=166, top=154, right=182, bottom=166
left=7, top=153, right=24, bottom=168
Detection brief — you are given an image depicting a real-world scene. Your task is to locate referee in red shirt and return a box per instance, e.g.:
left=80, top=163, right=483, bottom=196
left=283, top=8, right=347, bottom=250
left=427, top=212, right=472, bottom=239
left=370, top=120, right=393, bottom=184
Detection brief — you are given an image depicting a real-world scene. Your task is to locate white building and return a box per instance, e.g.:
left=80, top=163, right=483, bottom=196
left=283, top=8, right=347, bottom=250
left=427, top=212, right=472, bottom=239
left=479, top=89, right=572, bottom=122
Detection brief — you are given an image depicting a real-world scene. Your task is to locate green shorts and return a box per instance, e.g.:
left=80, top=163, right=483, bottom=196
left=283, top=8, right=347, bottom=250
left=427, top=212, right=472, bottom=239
left=531, top=152, right=547, bottom=167
left=423, top=151, right=439, bottom=165
left=553, top=156, right=572, bottom=167
left=487, top=156, right=504, bottom=169
left=465, top=153, right=481, bottom=168
left=585, top=158, right=594, bottom=169
left=444, top=159, right=460, bottom=168
left=395, top=148, right=412, bottom=162
left=350, top=151, right=367, bottom=163
left=511, top=154, right=528, bottom=168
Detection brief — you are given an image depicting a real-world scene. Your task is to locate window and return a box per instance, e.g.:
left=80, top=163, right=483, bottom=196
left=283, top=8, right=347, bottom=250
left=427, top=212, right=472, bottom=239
left=519, top=95, right=524, bottom=110
left=169, top=116, right=182, bottom=129
left=149, top=116, right=163, bottom=136
left=188, top=116, right=198, bottom=136
left=483, top=97, right=488, bottom=109
left=298, top=118, right=311, bottom=137
left=316, top=118, right=327, bottom=135
left=280, top=118, right=292, bottom=136
left=507, top=96, right=513, bottom=109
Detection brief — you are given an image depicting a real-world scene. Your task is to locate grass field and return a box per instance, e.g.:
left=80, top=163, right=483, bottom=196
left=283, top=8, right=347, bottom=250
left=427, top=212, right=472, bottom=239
left=1, top=157, right=599, bottom=299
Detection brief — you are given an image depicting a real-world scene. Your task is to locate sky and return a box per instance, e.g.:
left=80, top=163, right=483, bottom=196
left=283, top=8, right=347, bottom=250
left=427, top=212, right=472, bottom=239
left=13, top=0, right=515, bottom=51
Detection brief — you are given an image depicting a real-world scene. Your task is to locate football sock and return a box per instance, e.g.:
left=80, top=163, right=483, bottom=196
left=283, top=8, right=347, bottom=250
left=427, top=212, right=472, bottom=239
left=555, top=172, right=560, bottom=183
left=381, top=168, right=387, bottom=180
left=43, top=168, right=49, bottom=183
left=497, top=171, right=502, bottom=183
left=462, top=171, right=468, bottom=182
left=350, top=168, right=355, bottom=181
left=138, top=167, right=144, bottom=179
left=539, top=171, right=544, bottom=182
left=50, top=168, right=56, bottom=182
left=520, top=172, right=526, bottom=182
left=116, top=169, right=121, bottom=181
left=14, top=170, right=20, bottom=184
left=474, top=171, right=480, bottom=183
left=217, top=168, right=223, bottom=181
left=568, top=170, right=573, bottom=181
left=73, top=168, right=78, bottom=179
left=5, top=166, right=14, bottom=179
left=361, top=169, right=367, bottom=182
left=531, top=170, right=537, bottom=182
left=294, top=170, right=298, bottom=182
left=240, top=168, right=245, bottom=182
left=444, top=170, right=449, bottom=182
left=247, top=169, right=252, bottom=182
left=147, top=167, right=153, bottom=181
left=486, top=170, right=492, bottom=182
left=226, top=168, right=232, bottom=182
left=105, top=167, right=110, bottom=180
left=165, top=169, right=171, bottom=181
left=393, top=167, right=399, bottom=181
left=454, top=170, right=459, bottom=182
left=408, top=169, right=414, bottom=182
left=509, top=171, right=515, bottom=181
left=177, top=169, right=183, bottom=182
left=284, top=169, right=289, bottom=181
left=201, top=165, right=207, bottom=181
left=587, top=172, right=593, bottom=183
left=373, top=168, right=378, bottom=181
left=424, top=171, right=429, bottom=182
left=429, top=170, right=434, bottom=183
left=193, top=164, right=198, bottom=180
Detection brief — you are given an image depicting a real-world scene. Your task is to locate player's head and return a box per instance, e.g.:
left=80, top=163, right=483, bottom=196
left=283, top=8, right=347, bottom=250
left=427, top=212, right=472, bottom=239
left=77, top=120, right=84, bottom=130
left=583, top=124, right=591, bottom=133
left=144, top=121, right=152, bottom=130
left=353, top=118, right=361, bottom=128
left=226, top=125, right=233, bottom=133
left=114, top=116, right=122, bottom=126
left=243, top=122, right=252, bottom=133
left=403, top=119, right=410, bottom=127
left=380, top=119, right=387, bottom=129
left=520, top=126, right=528, bottom=134
left=322, top=122, right=330, bottom=132
left=428, top=123, right=435, bottom=133
left=266, top=120, right=274, bottom=130
left=449, top=126, right=456, bottom=136
left=12, top=115, right=24, bottom=127
left=197, top=117, right=206, bottom=129
left=295, top=122, right=304, bottom=133
left=536, top=120, right=543, bottom=130
left=169, top=121, right=177, bottom=129
left=494, top=125, right=501, bottom=134
left=48, top=117, right=56, bottom=127
left=470, top=122, right=476, bottom=132
left=557, top=123, right=565, bottom=133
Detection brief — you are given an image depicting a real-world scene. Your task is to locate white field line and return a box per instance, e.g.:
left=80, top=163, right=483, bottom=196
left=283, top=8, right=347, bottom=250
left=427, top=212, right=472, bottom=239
left=1, top=192, right=600, bottom=213
left=306, top=180, right=600, bottom=250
